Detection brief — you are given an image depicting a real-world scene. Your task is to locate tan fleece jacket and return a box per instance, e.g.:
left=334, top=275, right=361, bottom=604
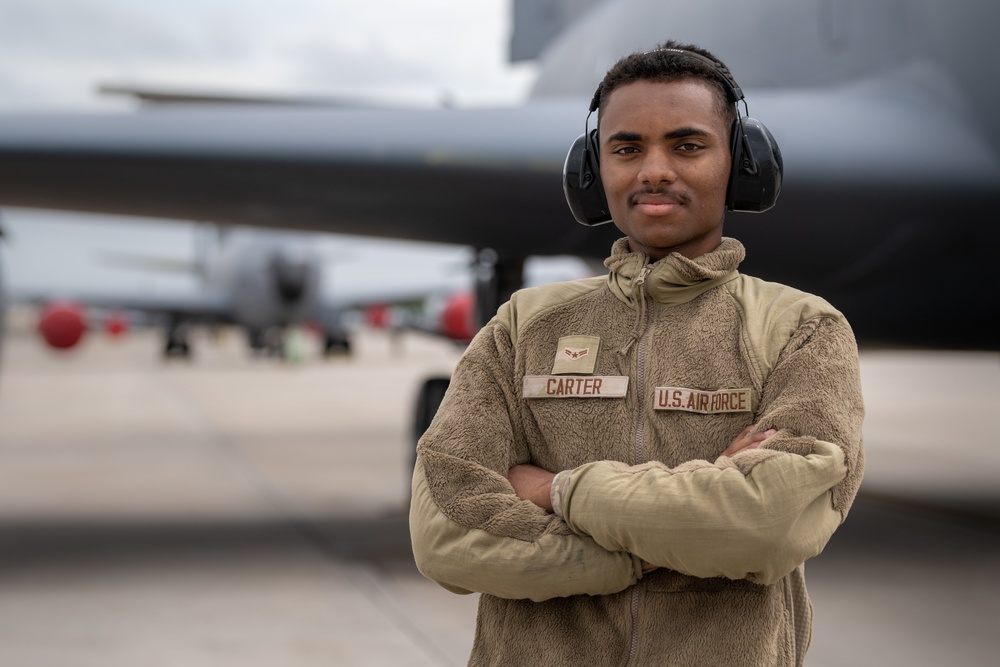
left=410, top=237, right=865, bottom=667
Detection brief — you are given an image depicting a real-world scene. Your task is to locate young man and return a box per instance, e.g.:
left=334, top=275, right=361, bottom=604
left=410, top=41, right=864, bottom=667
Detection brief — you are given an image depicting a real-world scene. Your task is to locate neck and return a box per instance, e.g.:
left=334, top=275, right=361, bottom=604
left=628, top=232, right=723, bottom=262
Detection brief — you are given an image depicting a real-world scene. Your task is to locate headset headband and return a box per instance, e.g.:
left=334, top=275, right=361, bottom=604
left=589, top=47, right=745, bottom=113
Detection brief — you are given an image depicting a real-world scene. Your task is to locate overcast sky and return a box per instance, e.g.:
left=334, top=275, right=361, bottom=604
left=0, top=0, right=560, bottom=298
left=0, top=0, right=536, bottom=110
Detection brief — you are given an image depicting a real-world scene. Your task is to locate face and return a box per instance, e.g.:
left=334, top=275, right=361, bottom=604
left=598, top=78, right=732, bottom=261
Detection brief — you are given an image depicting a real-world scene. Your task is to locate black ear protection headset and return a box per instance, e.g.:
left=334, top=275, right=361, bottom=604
left=563, top=48, right=783, bottom=226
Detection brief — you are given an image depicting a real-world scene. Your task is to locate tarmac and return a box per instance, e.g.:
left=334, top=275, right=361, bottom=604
left=0, top=319, right=997, bottom=666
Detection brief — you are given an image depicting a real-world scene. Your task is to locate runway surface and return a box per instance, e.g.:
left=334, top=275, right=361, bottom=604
left=0, top=322, right=997, bottom=666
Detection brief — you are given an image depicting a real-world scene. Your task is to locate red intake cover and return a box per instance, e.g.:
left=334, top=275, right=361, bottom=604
left=38, top=302, right=87, bottom=349
left=440, top=291, right=475, bottom=343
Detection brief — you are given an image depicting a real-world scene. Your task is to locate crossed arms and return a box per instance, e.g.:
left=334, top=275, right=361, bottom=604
left=409, top=314, right=863, bottom=601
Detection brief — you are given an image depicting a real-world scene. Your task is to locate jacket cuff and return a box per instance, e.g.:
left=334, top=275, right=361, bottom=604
left=550, top=470, right=572, bottom=519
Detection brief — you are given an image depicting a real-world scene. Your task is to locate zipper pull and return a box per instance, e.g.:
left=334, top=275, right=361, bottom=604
left=634, top=264, right=653, bottom=289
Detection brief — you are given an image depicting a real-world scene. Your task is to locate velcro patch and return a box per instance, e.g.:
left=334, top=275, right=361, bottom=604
left=524, top=375, right=629, bottom=398
left=551, top=335, right=601, bottom=375
left=654, top=386, right=753, bottom=414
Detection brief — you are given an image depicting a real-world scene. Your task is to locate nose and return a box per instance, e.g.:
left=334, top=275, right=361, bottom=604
left=637, top=148, right=677, bottom=185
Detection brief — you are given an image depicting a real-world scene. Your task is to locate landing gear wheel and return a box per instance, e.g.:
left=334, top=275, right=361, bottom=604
left=473, top=249, right=524, bottom=329
left=163, top=322, right=191, bottom=359
left=323, top=332, right=352, bottom=356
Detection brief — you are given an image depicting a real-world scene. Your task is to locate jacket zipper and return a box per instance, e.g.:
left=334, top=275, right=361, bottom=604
left=624, top=264, right=653, bottom=667
left=629, top=265, right=653, bottom=466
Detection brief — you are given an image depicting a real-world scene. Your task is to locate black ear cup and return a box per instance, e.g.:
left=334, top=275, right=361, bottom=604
left=563, top=129, right=612, bottom=226
left=727, top=117, right=782, bottom=213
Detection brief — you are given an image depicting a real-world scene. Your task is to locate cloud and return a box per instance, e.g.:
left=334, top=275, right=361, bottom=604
left=0, top=0, right=187, bottom=59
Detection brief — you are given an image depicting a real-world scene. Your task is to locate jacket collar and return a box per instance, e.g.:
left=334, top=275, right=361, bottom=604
left=604, top=237, right=745, bottom=308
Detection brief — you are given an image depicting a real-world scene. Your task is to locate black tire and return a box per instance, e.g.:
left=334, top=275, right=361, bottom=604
left=323, top=335, right=351, bottom=356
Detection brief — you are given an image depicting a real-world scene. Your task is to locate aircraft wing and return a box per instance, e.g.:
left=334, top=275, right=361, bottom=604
left=0, top=71, right=997, bottom=349
left=0, top=101, right=620, bottom=260
left=0, top=75, right=994, bottom=246
left=13, top=287, right=233, bottom=323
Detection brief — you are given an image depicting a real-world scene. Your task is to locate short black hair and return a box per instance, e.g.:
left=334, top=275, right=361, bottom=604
left=593, top=39, right=738, bottom=130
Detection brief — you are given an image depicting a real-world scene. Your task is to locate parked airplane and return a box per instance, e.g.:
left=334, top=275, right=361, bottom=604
left=9, top=224, right=356, bottom=357
left=0, top=0, right=997, bottom=411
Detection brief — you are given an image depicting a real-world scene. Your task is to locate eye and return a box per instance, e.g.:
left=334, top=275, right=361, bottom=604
left=611, top=145, right=640, bottom=155
left=676, top=142, right=705, bottom=152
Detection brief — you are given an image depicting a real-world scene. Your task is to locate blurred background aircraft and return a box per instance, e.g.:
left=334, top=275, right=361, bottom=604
left=0, top=0, right=587, bottom=364
left=5, top=215, right=491, bottom=358
left=0, top=0, right=997, bottom=355
left=1, top=206, right=590, bottom=359
left=11, top=221, right=358, bottom=357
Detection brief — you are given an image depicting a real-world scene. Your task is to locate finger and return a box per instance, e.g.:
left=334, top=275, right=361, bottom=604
left=741, top=430, right=777, bottom=450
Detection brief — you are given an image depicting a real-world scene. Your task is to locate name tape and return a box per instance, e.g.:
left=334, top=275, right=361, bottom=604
left=523, top=375, right=629, bottom=398
left=654, top=387, right=753, bottom=414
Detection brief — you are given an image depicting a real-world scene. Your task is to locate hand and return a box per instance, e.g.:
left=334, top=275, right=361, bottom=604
left=720, top=425, right=777, bottom=458
left=508, top=463, right=556, bottom=512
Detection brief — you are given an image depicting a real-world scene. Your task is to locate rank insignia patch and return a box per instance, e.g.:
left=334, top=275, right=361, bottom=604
left=551, top=335, right=600, bottom=375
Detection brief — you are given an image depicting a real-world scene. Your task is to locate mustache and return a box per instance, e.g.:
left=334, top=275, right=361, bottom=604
left=628, top=188, right=690, bottom=207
